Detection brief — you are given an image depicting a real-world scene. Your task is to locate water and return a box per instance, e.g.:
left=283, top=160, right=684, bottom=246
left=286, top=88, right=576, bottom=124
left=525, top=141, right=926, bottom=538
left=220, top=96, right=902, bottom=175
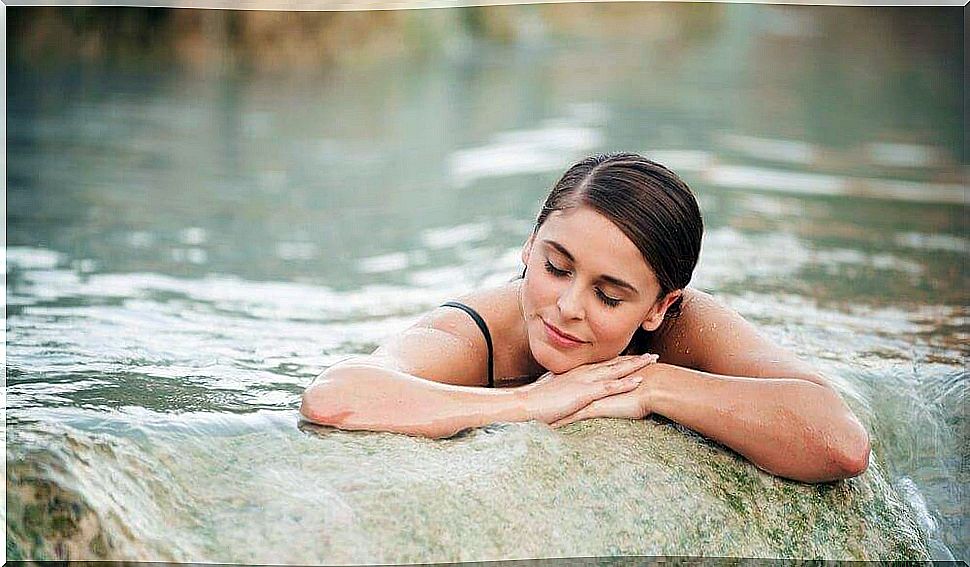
left=6, top=5, right=966, bottom=562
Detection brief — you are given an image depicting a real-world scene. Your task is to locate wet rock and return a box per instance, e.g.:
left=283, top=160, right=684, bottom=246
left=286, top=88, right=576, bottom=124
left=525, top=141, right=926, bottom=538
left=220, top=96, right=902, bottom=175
left=6, top=415, right=929, bottom=562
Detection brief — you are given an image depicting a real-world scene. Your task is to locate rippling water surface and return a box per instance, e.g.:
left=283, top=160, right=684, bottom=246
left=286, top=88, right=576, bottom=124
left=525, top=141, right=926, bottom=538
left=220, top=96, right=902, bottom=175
left=7, top=5, right=966, bottom=562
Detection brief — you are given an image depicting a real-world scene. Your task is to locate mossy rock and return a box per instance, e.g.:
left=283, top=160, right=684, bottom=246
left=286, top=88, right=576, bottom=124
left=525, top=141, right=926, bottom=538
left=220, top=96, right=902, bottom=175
left=6, top=416, right=929, bottom=562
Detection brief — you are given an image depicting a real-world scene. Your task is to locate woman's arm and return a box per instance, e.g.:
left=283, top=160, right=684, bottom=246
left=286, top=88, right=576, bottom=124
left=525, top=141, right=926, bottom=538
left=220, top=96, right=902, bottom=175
left=300, top=321, right=656, bottom=438
left=553, top=290, right=870, bottom=483
left=300, top=307, right=527, bottom=438
left=551, top=365, right=869, bottom=482
left=300, top=358, right=530, bottom=439
left=648, top=364, right=868, bottom=483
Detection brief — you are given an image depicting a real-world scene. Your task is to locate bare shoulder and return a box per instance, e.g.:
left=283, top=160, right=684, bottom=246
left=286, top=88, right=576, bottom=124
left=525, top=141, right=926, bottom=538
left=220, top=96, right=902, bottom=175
left=652, top=288, right=827, bottom=385
left=371, top=283, right=520, bottom=387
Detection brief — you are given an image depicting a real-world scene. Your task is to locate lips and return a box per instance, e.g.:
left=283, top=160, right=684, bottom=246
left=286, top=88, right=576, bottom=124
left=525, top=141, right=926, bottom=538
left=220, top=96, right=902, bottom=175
left=542, top=320, right=586, bottom=346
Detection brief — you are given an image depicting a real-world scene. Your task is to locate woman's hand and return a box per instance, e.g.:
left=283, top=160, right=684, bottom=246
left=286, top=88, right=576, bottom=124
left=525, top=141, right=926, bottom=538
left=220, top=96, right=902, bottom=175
left=548, top=362, right=661, bottom=428
left=520, top=354, right=658, bottom=425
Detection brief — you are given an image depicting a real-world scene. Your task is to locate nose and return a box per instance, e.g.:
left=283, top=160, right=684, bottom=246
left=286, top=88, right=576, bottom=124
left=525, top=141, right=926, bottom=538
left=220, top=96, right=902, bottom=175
left=557, top=281, right=585, bottom=321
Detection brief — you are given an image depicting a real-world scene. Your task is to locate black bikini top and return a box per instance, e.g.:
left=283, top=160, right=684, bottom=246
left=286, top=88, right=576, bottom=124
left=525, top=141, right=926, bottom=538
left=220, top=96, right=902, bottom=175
left=440, top=301, right=494, bottom=388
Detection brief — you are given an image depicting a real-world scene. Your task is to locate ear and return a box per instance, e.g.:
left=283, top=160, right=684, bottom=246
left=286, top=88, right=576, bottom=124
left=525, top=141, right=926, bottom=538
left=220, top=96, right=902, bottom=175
left=521, top=233, right=536, bottom=267
left=640, top=290, right=682, bottom=332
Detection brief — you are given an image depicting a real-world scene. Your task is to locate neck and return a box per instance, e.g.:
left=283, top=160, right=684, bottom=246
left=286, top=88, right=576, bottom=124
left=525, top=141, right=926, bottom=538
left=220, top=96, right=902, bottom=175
left=512, top=278, right=546, bottom=376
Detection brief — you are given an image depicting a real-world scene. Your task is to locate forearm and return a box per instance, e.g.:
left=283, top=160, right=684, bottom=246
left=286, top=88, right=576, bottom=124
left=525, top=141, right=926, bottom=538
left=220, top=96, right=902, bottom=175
left=300, top=362, right=529, bottom=438
left=645, top=364, right=870, bottom=483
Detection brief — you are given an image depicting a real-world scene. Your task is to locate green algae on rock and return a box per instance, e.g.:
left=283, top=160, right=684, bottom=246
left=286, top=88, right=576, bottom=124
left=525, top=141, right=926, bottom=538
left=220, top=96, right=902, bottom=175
left=7, top=414, right=929, bottom=562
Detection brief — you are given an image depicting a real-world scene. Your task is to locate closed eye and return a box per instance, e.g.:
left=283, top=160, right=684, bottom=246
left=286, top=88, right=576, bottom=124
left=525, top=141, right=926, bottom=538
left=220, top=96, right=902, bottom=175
left=544, top=259, right=569, bottom=277
left=546, top=259, right=623, bottom=308
left=595, top=289, right=622, bottom=308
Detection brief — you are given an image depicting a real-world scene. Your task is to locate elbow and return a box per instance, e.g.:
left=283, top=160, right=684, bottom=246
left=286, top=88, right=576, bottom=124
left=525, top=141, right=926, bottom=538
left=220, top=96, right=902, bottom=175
left=784, top=403, right=871, bottom=483
left=300, top=383, right=448, bottom=439
left=780, top=428, right=869, bottom=484
left=410, top=424, right=459, bottom=440
left=299, top=373, right=354, bottom=427
left=811, top=384, right=871, bottom=481
left=298, top=365, right=450, bottom=439
left=835, top=420, right=871, bottom=479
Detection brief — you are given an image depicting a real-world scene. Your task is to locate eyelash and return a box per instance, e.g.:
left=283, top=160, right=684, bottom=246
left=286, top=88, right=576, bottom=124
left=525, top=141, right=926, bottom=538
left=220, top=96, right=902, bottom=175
left=543, top=259, right=623, bottom=308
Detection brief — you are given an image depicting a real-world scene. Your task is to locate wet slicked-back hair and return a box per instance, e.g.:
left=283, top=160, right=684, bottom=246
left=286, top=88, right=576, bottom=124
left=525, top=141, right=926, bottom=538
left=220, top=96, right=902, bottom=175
left=531, top=152, right=704, bottom=352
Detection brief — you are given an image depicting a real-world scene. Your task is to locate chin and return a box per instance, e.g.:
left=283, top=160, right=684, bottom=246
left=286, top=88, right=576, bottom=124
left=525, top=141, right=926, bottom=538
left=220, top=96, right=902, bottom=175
left=530, top=338, right=586, bottom=375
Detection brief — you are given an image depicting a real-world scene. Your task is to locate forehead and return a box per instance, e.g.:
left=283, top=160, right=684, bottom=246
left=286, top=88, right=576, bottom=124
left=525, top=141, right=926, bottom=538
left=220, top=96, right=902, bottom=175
left=537, top=206, right=657, bottom=285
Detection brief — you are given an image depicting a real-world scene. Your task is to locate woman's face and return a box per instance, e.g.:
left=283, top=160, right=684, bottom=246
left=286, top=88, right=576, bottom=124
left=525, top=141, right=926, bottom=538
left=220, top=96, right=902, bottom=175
left=520, top=205, right=679, bottom=374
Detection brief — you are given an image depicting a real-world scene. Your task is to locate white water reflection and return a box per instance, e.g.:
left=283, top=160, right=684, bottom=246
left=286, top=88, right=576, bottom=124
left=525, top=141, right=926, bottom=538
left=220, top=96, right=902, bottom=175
left=449, top=124, right=603, bottom=187
left=639, top=149, right=714, bottom=172
left=7, top=246, right=64, bottom=270
left=275, top=241, right=318, bottom=261
left=894, top=232, right=969, bottom=254
left=704, top=164, right=966, bottom=205
left=356, top=252, right=411, bottom=274
left=10, top=264, right=462, bottom=319
left=693, top=227, right=945, bottom=326
left=868, top=143, right=946, bottom=169
left=420, top=222, right=492, bottom=250
left=171, top=248, right=208, bottom=264
left=179, top=227, right=208, bottom=245
left=736, top=194, right=813, bottom=217
left=448, top=104, right=607, bottom=188
left=717, top=133, right=816, bottom=165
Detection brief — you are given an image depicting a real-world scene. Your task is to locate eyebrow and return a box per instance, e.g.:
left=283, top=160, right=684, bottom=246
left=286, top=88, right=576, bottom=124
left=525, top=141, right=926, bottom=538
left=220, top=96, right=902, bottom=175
left=542, top=239, right=640, bottom=296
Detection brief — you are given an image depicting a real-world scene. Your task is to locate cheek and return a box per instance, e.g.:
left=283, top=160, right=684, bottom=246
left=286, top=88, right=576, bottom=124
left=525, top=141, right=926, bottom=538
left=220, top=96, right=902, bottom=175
left=587, top=313, right=640, bottom=353
left=522, top=268, right=557, bottom=311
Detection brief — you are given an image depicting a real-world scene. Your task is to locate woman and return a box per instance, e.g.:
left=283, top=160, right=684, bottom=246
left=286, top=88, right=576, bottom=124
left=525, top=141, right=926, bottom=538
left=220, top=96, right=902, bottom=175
left=300, top=152, right=870, bottom=483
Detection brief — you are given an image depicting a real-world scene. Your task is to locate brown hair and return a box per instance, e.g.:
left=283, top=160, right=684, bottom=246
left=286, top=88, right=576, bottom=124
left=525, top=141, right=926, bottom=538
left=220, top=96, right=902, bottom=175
left=528, top=152, right=704, bottom=351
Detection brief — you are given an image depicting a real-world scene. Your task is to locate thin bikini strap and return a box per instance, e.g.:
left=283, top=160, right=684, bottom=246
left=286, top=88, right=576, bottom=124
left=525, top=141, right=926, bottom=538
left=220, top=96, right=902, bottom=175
left=439, top=301, right=494, bottom=388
